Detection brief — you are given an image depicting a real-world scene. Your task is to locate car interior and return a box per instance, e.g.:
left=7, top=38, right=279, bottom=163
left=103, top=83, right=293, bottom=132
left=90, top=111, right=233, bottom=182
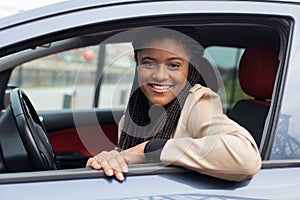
left=0, top=14, right=290, bottom=173
left=228, top=43, right=279, bottom=146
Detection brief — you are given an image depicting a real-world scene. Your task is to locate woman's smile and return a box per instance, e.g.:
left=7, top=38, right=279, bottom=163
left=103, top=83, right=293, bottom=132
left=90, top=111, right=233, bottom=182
left=148, top=83, right=173, bottom=93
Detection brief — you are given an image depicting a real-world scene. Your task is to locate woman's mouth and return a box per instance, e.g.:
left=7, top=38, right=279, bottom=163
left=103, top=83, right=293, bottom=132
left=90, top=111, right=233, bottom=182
left=149, top=83, right=173, bottom=92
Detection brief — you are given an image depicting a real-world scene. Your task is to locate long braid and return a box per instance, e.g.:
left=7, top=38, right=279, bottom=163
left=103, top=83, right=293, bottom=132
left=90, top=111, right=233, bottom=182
left=118, top=27, right=204, bottom=150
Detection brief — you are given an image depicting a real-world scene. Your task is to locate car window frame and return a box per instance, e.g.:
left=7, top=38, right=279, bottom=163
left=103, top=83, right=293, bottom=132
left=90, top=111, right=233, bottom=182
left=0, top=2, right=298, bottom=179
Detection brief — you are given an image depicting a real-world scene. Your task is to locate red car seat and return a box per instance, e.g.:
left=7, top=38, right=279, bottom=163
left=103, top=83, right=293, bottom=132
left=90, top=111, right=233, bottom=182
left=228, top=43, right=279, bottom=146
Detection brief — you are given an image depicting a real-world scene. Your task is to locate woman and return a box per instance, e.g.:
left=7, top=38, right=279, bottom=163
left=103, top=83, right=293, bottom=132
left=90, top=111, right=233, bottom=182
left=86, top=27, right=262, bottom=182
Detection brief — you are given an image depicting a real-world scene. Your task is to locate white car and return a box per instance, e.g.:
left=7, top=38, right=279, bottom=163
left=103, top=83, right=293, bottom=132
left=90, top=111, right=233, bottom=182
left=0, top=0, right=300, bottom=199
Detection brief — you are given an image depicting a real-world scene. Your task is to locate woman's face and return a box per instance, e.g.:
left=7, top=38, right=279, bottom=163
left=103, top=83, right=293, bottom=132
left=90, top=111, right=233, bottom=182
left=136, top=38, right=190, bottom=106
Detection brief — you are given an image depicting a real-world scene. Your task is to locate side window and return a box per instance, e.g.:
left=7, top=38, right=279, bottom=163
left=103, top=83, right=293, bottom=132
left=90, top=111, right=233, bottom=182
left=8, top=43, right=135, bottom=110
left=204, top=46, right=247, bottom=112
left=96, top=43, right=135, bottom=109
left=270, top=113, right=300, bottom=159
left=270, top=48, right=300, bottom=160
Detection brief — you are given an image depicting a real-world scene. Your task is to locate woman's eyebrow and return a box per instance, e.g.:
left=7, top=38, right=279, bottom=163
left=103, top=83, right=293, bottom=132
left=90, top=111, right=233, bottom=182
left=141, top=56, right=185, bottom=62
left=141, top=56, right=157, bottom=62
left=167, top=57, right=184, bottom=61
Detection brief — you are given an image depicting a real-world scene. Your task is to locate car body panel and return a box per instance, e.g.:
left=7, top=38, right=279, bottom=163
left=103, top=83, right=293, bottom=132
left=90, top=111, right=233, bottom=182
left=0, top=166, right=299, bottom=199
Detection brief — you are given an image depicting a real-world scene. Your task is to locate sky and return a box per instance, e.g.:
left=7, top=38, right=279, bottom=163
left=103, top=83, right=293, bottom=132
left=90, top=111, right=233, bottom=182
left=0, top=0, right=67, bottom=18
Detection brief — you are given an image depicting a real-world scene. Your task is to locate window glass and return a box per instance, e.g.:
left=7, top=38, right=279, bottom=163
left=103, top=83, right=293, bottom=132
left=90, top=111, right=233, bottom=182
left=8, top=44, right=252, bottom=113
left=270, top=113, right=300, bottom=159
left=97, top=43, right=135, bottom=109
left=204, top=46, right=247, bottom=112
left=270, top=62, right=300, bottom=160
left=8, top=43, right=135, bottom=110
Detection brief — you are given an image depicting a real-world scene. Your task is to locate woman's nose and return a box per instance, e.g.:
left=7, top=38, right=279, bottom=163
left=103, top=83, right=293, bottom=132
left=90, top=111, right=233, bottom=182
left=152, top=65, right=169, bottom=81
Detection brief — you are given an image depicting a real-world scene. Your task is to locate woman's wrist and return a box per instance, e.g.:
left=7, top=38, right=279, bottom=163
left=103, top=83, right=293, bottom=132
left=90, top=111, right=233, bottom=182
left=121, top=142, right=147, bottom=164
left=144, top=139, right=168, bottom=163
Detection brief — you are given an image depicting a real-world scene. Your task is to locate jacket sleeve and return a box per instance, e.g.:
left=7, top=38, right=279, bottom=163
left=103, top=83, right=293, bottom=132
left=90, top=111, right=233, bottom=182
left=159, top=87, right=262, bottom=181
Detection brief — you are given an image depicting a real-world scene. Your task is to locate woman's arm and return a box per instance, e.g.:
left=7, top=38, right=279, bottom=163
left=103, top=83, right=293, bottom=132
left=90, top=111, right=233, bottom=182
left=159, top=87, right=262, bottom=181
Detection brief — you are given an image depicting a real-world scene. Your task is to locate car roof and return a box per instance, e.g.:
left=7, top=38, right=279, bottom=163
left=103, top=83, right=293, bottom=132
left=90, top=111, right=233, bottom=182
left=0, top=0, right=299, bottom=30
left=0, top=0, right=284, bottom=68
left=0, top=0, right=140, bottom=30
left=0, top=0, right=288, bottom=68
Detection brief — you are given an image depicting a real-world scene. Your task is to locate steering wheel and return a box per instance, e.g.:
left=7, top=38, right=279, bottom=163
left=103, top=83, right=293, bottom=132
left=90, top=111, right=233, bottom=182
left=6, top=88, right=58, bottom=171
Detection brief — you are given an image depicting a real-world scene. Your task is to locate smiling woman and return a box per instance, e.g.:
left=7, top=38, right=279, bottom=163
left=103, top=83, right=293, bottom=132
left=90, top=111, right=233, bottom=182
left=86, top=27, right=262, bottom=182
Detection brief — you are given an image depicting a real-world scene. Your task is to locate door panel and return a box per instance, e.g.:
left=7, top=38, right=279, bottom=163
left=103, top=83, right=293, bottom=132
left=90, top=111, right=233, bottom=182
left=39, top=109, right=123, bottom=169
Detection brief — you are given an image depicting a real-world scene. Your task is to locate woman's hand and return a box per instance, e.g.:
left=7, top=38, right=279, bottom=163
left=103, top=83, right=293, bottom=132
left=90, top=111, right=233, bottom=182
left=86, top=141, right=147, bottom=181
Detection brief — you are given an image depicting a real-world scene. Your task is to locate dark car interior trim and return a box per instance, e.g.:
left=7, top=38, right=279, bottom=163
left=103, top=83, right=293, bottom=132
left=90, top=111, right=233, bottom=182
left=0, top=163, right=190, bottom=184
left=39, top=109, right=123, bottom=132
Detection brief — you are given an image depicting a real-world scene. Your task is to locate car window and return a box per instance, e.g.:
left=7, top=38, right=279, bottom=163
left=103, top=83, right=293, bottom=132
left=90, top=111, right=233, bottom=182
left=8, top=43, right=134, bottom=110
left=3, top=12, right=292, bottom=165
left=270, top=51, right=300, bottom=160
left=270, top=113, right=300, bottom=160
left=96, top=43, right=134, bottom=109
left=204, top=46, right=247, bottom=112
left=8, top=44, right=245, bottom=113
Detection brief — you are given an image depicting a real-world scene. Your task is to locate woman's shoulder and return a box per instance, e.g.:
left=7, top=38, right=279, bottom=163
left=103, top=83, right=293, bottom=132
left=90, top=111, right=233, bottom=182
left=185, top=84, right=222, bottom=111
left=189, top=84, right=218, bottom=97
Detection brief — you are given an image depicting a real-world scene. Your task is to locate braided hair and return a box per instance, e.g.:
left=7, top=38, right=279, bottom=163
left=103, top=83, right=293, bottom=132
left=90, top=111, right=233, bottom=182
left=118, top=27, right=205, bottom=150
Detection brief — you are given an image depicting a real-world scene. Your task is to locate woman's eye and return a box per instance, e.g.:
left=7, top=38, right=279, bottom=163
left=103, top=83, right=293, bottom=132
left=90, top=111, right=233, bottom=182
left=168, top=63, right=180, bottom=69
left=142, top=63, right=157, bottom=68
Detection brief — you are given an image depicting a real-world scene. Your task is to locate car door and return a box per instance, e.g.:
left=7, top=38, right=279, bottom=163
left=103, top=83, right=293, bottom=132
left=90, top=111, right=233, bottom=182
left=1, top=1, right=300, bottom=199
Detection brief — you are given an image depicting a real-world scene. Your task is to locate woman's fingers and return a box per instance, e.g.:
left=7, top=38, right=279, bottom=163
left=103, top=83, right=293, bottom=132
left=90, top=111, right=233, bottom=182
left=97, top=157, right=115, bottom=177
left=113, top=151, right=129, bottom=173
left=86, top=150, right=128, bottom=181
left=86, top=144, right=147, bottom=181
left=86, top=157, right=102, bottom=169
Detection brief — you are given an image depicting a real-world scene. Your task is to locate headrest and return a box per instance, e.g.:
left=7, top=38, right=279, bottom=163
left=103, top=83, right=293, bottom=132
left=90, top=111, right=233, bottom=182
left=239, top=44, right=279, bottom=100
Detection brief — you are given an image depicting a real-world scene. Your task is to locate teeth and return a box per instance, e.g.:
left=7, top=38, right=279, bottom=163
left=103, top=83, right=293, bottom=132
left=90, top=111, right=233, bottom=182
left=152, top=84, right=171, bottom=90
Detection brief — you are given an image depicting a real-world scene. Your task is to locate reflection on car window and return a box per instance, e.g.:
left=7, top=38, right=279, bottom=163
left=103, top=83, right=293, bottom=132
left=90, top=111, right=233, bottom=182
left=271, top=113, right=300, bottom=159
left=8, top=43, right=134, bottom=110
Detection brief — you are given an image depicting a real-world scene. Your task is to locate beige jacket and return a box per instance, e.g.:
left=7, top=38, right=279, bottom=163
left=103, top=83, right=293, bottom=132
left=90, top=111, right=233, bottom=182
left=119, top=84, right=262, bottom=181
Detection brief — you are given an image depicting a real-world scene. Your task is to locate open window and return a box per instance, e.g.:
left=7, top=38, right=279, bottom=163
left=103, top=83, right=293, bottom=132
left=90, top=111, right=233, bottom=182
left=1, top=13, right=292, bottom=170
